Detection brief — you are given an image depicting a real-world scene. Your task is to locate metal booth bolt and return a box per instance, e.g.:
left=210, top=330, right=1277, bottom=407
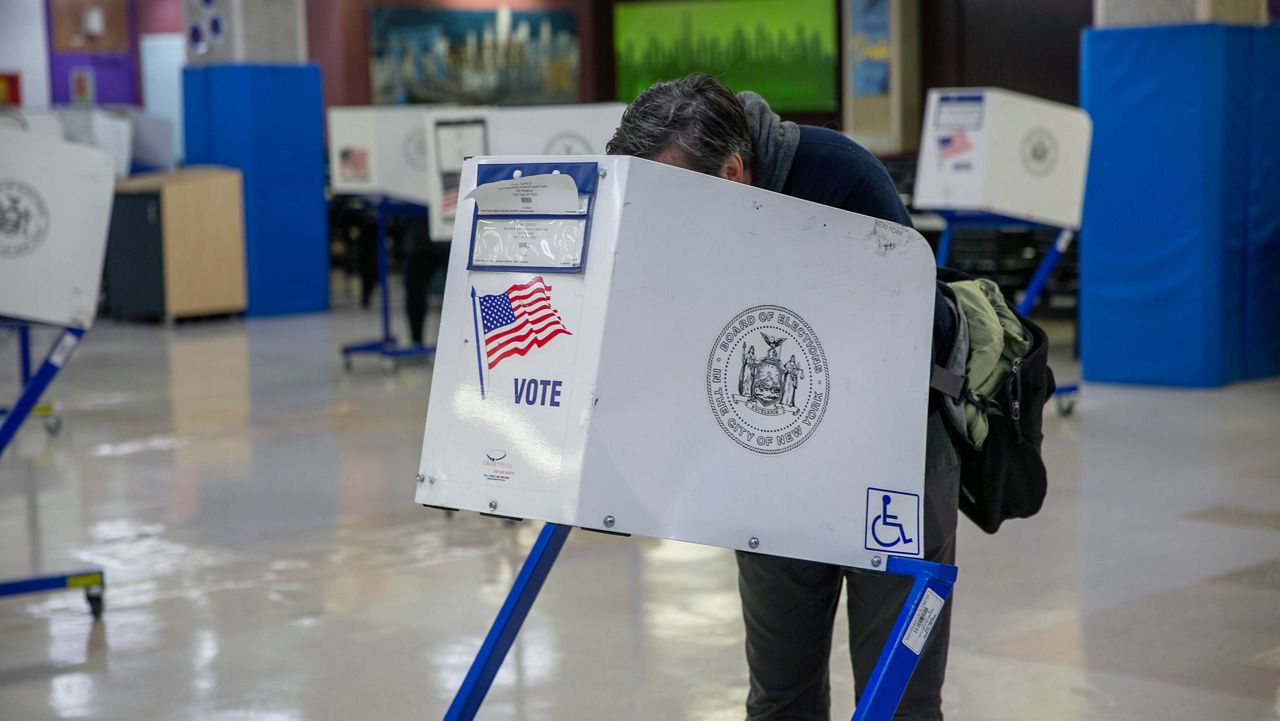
left=488, top=500, right=498, bottom=512
left=415, top=474, right=425, bottom=484
left=603, top=515, right=615, bottom=528
left=748, top=537, right=760, bottom=550
left=871, top=556, right=883, bottom=568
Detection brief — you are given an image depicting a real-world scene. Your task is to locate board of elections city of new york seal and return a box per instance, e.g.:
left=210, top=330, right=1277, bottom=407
left=706, top=305, right=830, bottom=455
left=0, top=180, right=49, bottom=259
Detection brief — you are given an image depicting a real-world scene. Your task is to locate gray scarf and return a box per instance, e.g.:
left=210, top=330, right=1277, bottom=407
left=737, top=91, right=800, bottom=193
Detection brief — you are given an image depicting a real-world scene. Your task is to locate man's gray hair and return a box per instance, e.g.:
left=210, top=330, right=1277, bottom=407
left=606, top=73, right=753, bottom=176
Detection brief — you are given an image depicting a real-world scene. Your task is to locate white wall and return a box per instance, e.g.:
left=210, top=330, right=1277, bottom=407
left=0, top=0, right=51, bottom=107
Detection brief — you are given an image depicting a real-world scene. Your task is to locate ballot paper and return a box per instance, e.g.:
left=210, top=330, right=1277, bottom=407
left=466, top=173, right=587, bottom=270
left=465, top=173, right=582, bottom=214
left=471, top=217, right=585, bottom=269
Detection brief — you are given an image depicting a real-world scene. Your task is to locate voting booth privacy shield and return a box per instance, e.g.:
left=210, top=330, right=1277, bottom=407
left=0, top=128, right=116, bottom=328
left=488, top=103, right=626, bottom=156
left=418, top=156, right=936, bottom=569
left=913, top=88, right=1092, bottom=229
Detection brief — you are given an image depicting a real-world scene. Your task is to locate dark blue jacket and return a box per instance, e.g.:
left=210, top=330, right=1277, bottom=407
left=778, top=126, right=953, bottom=366
left=781, top=126, right=912, bottom=227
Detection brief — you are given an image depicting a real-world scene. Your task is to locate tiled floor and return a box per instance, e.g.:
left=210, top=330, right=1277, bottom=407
left=1, top=302, right=1278, bottom=721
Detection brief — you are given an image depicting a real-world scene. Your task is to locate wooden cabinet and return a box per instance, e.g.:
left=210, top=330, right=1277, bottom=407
left=105, top=167, right=247, bottom=321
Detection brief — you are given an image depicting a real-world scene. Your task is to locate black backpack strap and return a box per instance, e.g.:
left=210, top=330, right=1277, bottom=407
left=930, top=364, right=966, bottom=400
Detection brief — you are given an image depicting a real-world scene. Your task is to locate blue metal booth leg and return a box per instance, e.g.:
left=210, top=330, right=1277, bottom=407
left=444, top=523, right=573, bottom=721
left=0, top=327, right=83, bottom=453
left=340, top=197, right=434, bottom=370
left=851, top=556, right=958, bottom=721
left=441, top=522, right=955, bottom=721
left=0, top=326, right=105, bottom=618
left=1017, top=228, right=1075, bottom=317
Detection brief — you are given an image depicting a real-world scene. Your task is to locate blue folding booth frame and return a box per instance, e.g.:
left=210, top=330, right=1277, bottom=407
left=934, top=210, right=1080, bottom=409
left=441, top=523, right=956, bottom=721
left=0, top=325, right=105, bottom=618
left=340, top=197, right=436, bottom=370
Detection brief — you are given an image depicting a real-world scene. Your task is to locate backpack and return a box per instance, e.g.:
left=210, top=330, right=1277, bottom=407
left=930, top=268, right=1055, bottom=534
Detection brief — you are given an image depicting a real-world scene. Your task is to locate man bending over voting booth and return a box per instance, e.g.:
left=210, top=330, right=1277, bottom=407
left=418, top=77, right=957, bottom=721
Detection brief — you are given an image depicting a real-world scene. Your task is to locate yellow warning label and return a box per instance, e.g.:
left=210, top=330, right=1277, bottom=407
left=66, top=573, right=103, bottom=588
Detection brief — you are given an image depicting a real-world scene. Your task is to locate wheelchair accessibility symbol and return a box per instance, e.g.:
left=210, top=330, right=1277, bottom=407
left=865, top=487, right=922, bottom=556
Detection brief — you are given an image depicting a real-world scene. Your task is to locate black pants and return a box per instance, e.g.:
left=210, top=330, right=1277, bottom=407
left=736, top=411, right=960, bottom=721
left=402, top=220, right=446, bottom=347
left=404, top=250, right=432, bottom=346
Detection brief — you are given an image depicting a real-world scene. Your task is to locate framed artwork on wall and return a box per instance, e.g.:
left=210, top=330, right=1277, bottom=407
left=369, top=5, right=579, bottom=106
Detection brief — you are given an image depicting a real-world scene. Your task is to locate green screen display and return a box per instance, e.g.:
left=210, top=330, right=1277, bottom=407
left=614, top=0, right=838, bottom=113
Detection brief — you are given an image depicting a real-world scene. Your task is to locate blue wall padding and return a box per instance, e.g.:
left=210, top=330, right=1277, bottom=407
left=1245, top=27, right=1280, bottom=380
left=1080, top=26, right=1253, bottom=387
left=183, top=64, right=328, bottom=317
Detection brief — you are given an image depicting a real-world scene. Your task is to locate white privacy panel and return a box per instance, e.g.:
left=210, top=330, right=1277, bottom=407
left=0, top=128, right=115, bottom=328
left=418, top=155, right=937, bottom=569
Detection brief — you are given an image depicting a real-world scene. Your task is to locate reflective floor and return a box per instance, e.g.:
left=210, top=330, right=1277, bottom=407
left=2, top=298, right=1279, bottom=721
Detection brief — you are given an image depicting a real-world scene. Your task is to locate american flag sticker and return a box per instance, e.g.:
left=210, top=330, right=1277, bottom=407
left=470, top=277, right=571, bottom=397
left=339, top=146, right=370, bottom=182
left=939, top=130, right=972, bottom=160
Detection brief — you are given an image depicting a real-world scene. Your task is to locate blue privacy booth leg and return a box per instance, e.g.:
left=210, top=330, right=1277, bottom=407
left=0, top=327, right=83, bottom=454
left=0, top=570, right=106, bottom=619
left=444, top=522, right=572, bottom=721
left=1017, top=228, right=1074, bottom=317
left=850, top=556, right=958, bottom=721
left=341, top=197, right=434, bottom=371
left=0, top=326, right=105, bottom=618
left=442, top=524, right=955, bottom=721
left=935, top=224, right=955, bottom=267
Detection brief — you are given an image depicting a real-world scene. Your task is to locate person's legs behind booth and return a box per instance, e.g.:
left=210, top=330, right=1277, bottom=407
left=737, top=411, right=960, bottom=721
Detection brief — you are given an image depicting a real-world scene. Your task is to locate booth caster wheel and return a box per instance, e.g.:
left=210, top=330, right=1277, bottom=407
left=1056, top=396, right=1077, bottom=417
left=86, top=585, right=104, bottom=620
left=44, top=416, right=62, bottom=436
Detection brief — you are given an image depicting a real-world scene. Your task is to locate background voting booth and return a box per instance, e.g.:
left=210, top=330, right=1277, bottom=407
left=0, top=127, right=115, bottom=617
left=913, top=87, right=1092, bottom=412
left=0, top=106, right=177, bottom=177
left=328, top=105, right=493, bottom=368
left=327, top=104, right=625, bottom=369
left=422, top=104, right=626, bottom=243
left=488, top=102, right=627, bottom=157
left=418, top=155, right=956, bottom=721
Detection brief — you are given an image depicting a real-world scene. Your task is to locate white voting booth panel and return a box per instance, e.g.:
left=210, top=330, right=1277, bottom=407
left=0, top=108, right=160, bottom=176
left=418, top=155, right=936, bottom=569
left=0, top=109, right=65, bottom=138
left=119, top=109, right=177, bottom=170
left=913, top=88, right=1092, bottom=229
left=488, top=103, right=626, bottom=156
left=0, top=128, right=115, bottom=328
left=58, top=109, right=135, bottom=180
